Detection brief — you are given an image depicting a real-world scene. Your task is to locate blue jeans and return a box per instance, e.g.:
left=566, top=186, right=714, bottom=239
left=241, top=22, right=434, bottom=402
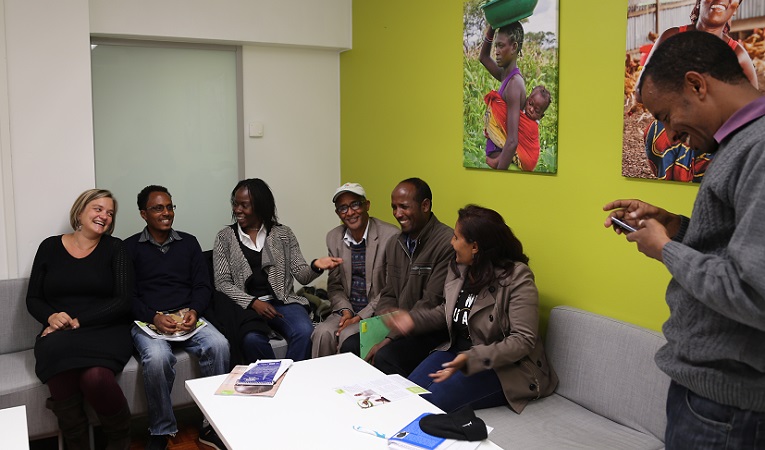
left=131, top=321, right=230, bottom=436
left=666, top=381, right=765, bottom=449
left=241, top=301, right=312, bottom=362
left=408, top=350, right=507, bottom=413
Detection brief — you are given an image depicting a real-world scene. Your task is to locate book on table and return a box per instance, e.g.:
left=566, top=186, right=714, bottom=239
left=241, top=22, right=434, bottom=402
left=236, top=359, right=293, bottom=386
left=388, top=413, right=488, bottom=450
left=388, top=413, right=445, bottom=450
left=214, top=365, right=287, bottom=397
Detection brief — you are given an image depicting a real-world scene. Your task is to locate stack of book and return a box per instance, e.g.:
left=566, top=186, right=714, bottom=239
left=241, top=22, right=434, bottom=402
left=236, top=360, right=291, bottom=386
left=214, top=359, right=293, bottom=397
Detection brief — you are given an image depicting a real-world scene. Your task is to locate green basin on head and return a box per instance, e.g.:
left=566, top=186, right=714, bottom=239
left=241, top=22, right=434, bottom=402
left=481, top=0, right=539, bottom=29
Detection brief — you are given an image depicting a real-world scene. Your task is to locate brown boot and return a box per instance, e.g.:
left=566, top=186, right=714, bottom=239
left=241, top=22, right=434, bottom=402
left=97, top=405, right=131, bottom=450
left=45, top=395, right=91, bottom=450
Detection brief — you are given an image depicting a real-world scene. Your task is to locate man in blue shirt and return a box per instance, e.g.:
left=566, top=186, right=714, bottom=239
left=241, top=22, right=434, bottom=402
left=125, top=185, right=229, bottom=450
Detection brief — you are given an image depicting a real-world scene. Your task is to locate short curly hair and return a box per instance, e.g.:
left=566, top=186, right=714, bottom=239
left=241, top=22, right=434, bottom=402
left=136, top=185, right=170, bottom=211
left=639, top=31, right=747, bottom=93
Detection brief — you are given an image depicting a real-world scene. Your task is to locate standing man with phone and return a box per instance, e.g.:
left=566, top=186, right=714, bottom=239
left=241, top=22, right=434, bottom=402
left=604, top=32, right=765, bottom=448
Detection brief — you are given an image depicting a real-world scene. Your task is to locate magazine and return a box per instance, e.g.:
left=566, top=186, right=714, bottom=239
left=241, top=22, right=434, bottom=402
left=236, top=359, right=292, bottom=386
left=134, top=312, right=208, bottom=342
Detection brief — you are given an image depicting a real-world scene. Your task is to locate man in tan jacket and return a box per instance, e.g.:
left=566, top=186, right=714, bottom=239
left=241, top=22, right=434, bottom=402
left=311, top=183, right=398, bottom=357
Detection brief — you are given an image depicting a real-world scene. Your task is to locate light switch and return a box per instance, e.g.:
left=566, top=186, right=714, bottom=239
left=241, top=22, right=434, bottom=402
left=249, top=122, right=264, bottom=138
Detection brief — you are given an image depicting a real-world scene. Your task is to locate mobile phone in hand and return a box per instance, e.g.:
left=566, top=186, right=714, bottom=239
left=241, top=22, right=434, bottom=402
left=611, top=217, right=637, bottom=233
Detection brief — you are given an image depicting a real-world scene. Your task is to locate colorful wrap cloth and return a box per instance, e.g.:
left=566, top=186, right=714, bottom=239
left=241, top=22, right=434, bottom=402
left=644, top=120, right=712, bottom=183
left=484, top=90, right=540, bottom=171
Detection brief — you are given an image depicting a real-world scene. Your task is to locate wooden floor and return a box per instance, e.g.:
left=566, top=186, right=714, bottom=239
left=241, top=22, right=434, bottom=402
left=30, top=408, right=220, bottom=450
left=129, top=421, right=217, bottom=450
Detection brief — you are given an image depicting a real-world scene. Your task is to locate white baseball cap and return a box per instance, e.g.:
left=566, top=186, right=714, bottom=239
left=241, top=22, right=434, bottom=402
left=332, top=182, right=366, bottom=203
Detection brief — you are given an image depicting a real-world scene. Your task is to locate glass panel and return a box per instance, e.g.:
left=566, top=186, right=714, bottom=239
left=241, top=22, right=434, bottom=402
left=92, top=43, right=239, bottom=249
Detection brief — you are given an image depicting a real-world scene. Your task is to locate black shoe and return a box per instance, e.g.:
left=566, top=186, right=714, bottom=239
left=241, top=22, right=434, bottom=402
left=199, top=425, right=227, bottom=450
left=146, top=434, right=169, bottom=450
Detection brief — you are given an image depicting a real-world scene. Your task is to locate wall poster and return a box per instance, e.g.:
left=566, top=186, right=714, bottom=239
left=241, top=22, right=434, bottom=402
left=623, top=0, right=764, bottom=182
left=462, top=0, right=559, bottom=174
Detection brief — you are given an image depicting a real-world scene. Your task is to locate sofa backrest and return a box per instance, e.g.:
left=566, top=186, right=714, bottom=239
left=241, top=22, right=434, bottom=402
left=0, top=278, right=41, bottom=354
left=546, top=306, right=670, bottom=442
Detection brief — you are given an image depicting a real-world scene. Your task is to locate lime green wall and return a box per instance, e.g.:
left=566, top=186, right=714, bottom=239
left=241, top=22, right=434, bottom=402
left=340, top=0, right=699, bottom=331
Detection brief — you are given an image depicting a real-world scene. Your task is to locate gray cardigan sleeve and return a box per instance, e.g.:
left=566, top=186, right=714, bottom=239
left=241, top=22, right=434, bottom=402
left=662, top=139, right=765, bottom=331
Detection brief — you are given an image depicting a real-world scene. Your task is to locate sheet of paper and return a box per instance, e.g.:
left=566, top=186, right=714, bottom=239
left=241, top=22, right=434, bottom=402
left=134, top=318, right=207, bottom=342
left=334, top=374, right=429, bottom=409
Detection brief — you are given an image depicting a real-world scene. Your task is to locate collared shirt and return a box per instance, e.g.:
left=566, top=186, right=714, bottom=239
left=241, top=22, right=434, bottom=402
left=237, top=223, right=267, bottom=251
left=715, top=96, right=765, bottom=144
left=404, top=234, right=418, bottom=256
left=138, top=227, right=183, bottom=254
left=342, top=221, right=370, bottom=247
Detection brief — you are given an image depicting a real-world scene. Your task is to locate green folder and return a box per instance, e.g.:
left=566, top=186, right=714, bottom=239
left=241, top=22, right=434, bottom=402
left=359, top=314, right=390, bottom=359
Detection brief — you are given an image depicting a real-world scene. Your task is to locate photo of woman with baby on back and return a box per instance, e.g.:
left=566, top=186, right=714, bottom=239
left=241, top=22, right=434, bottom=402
left=462, top=0, right=559, bottom=173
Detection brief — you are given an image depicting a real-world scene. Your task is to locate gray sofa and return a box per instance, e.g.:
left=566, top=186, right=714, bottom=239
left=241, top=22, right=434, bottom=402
left=1, top=276, right=672, bottom=447
left=477, top=305, right=671, bottom=449
left=0, top=277, right=287, bottom=442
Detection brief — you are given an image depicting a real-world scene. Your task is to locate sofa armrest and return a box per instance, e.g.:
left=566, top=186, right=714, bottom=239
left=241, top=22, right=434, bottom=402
left=546, top=306, right=670, bottom=441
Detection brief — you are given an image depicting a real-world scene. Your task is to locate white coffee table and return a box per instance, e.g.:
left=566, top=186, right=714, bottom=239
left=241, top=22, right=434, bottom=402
left=186, top=353, right=502, bottom=450
left=0, top=405, right=30, bottom=450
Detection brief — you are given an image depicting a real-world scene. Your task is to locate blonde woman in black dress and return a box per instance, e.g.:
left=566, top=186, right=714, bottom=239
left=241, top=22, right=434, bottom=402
left=27, top=189, right=133, bottom=450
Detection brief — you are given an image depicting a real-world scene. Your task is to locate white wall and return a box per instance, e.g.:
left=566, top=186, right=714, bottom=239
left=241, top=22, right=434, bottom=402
left=0, top=0, right=351, bottom=279
left=240, top=45, right=342, bottom=262
left=1, top=0, right=96, bottom=279
left=0, top=0, right=13, bottom=277
left=89, top=0, right=352, bottom=50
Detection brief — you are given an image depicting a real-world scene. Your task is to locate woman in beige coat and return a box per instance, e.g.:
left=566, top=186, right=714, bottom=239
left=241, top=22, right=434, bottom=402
left=387, top=205, right=557, bottom=413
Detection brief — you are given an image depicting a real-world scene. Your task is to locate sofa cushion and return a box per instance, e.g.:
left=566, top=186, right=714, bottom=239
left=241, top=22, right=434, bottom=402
left=477, top=394, right=665, bottom=449
left=0, top=347, right=203, bottom=439
left=1, top=274, right=288, bottom=442
left=116, top=351, right=201, bottom=418
left=0, top=349, right=59, bottom=439
left=546, top=306, right=670, bottom=441
left=0, top=278, right=39, bottom=354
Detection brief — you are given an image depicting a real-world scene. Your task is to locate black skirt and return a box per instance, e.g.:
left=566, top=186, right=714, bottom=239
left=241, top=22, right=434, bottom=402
left=34, top=322, right=133, bottom=383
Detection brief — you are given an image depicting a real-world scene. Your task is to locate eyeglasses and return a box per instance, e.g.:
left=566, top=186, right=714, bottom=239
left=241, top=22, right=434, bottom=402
left=146, top=204, right=176, bottom=213
left=335, top=200, right=364, bottom=215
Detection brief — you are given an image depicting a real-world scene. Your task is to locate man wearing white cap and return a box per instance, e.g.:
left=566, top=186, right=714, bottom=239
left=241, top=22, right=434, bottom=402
left=311, top=182, right=399, bottom=357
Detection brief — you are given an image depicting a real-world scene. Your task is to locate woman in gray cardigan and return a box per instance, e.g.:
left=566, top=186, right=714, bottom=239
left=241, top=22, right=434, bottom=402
left=212, top=178, right=341, bottom=362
